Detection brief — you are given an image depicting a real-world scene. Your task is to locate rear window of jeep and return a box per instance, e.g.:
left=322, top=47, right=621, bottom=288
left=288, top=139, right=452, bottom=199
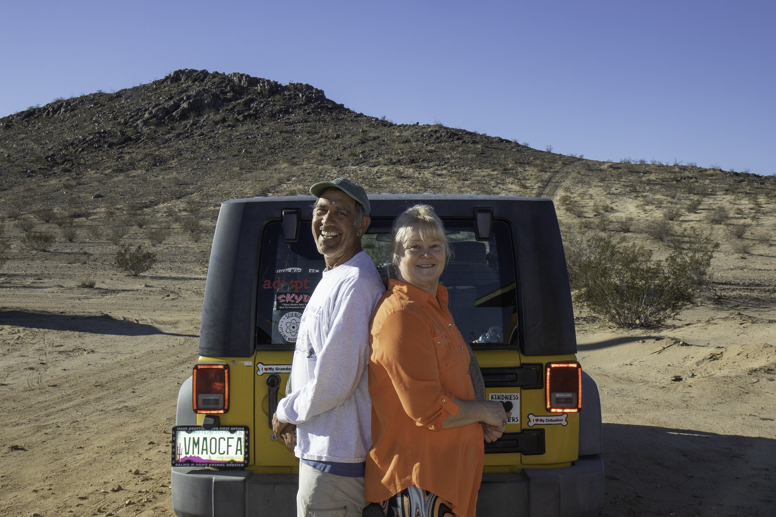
left=256, top=219, right=518, bottom=348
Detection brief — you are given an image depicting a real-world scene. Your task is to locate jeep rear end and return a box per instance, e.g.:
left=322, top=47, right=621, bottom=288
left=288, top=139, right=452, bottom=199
left=171, top=194, right=604, bottom=517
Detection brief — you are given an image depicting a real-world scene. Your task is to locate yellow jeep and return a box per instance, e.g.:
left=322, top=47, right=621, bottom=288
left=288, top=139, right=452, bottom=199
left=171, top=194, right=604, bottom=516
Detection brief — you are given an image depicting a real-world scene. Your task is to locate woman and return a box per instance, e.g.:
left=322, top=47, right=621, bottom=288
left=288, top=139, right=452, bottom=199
left=366, top=205, right=509, bottom=517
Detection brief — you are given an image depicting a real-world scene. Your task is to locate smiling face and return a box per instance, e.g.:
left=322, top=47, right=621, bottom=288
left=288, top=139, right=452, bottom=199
left=312, top=188, right=370, bottom=269
left=395, top=230, right=447, bottom=295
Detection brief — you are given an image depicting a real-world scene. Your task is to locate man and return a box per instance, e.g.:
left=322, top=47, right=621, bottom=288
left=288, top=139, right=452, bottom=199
left=272, top=178, right=385, bottom=517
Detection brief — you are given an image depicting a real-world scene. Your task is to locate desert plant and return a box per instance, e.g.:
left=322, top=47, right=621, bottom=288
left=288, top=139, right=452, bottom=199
left=22, top=232, right=55, bottom=251
left=611, top=216, right=634, bottom=233
left=731, top=240, right=753, bottom=256
left=663, top=207, right=682, bottom=221
left=146, top=227, right=170, bottom=246
left=79, top=272, right=96, bottom=288
left=34, top=207, right=56, bottom=222
left=642, top=219, right=673, bottom=242
left=114, top=244, right=157, bottom=276
left=706, top=205, right=729, bottom=225
left=565, top=230, right=716, bottom=328
left=0, top=239, right=9, bottom=269
left=685, top=197, right=702, bottom=213
left=16, top=218, right=36, bottom=233
left=181, top=217, right=202, bottom=242
left=107, top=220, right=131, bottom=245
left=61, top=226, right=78, bottom=242
left=725, top=224, right=749, bottom=239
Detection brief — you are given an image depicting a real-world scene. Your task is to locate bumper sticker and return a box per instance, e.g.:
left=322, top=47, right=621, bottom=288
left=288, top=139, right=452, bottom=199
left=488, top=392, right=520, bottom=424
left=527, top=413, right=568, bottom=427
left=256, top=362, right=292, bottom=376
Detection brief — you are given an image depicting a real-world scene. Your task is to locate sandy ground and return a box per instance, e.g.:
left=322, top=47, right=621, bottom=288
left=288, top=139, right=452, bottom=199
left=1, top=235, right=775, bottom=517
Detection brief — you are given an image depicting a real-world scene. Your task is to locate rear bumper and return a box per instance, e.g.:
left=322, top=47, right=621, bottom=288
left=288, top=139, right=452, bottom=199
left=478, top=454, right=604, bottom=517
left=172, top=454, right=604, bottom=517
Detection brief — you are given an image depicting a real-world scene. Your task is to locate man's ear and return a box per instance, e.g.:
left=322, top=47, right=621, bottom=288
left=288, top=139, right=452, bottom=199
left=356, top=216, right=371, bottom=237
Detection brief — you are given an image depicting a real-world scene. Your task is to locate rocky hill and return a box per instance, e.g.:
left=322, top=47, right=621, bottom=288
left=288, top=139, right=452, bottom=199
left=1, top=68, right=774, bottom=310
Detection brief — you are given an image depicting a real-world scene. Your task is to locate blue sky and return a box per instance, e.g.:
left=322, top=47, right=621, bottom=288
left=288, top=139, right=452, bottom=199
left=2, top=0, right=774, bottom=175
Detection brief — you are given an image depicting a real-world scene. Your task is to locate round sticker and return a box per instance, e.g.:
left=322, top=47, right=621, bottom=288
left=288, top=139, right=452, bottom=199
left=278, top=312, right=302, bottom=342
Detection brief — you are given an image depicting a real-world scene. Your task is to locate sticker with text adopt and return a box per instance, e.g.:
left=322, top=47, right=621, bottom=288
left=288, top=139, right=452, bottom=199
left=488, top=392, right=520, bottom=424
left=527, top=414, right=568, bottom=427
left=256, top=363, right=292, bottom=376
left=278, top=312, right=302, bottom=342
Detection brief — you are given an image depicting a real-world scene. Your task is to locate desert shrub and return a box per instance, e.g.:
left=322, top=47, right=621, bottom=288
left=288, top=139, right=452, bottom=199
left=642, top=219, right=673, bottom=242
left=663, top=207, right=682, bottom=221
left=565, top=229, right=716, bottom=328
left=592, top=202, right=613, bottom=215
left=725, top=224, right=749, bottom=239
left=107, top=220, right=131, bottom=245
left=685, top=197, right=702, bottom=213
left=731, top=240, right=753, bottom=256
left=0, top=239, right=9, bottom=269
left=146, top=227, right=170, bottom=246
left=61, top=226, right=78, bottom=242
left=611, top=216, right=634, bottom=233
left=181, top=217, right=203, bottom=242
left=22, top=232, right=55, bottom=251
left=114, top=245, right=157, bottom=276
left=88, top=225, right=102, bottom=240
left=34, top=207, right=55, bottom=222
left=706, top=205, right=729, bottom=225
left=16, top=219, right=36, bottom=233
left=79, top=272, right=96, bottom=288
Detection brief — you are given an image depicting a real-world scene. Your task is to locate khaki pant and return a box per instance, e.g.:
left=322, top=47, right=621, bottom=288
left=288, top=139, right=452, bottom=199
left=297, top=461, right=368, bottom=517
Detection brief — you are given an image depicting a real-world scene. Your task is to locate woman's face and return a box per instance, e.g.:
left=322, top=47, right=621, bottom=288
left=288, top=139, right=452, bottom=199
left=395, top=230, right=446, bottom=295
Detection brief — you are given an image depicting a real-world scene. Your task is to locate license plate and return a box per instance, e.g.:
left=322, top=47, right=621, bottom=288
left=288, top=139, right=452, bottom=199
left=171, top=426, right=249, bottom=468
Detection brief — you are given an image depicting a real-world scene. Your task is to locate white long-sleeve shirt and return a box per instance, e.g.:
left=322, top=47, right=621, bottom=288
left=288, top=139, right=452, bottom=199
left=275, top=251, right=385, bottom=463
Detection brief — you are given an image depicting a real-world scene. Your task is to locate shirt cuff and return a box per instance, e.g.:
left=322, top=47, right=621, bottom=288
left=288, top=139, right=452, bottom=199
left=428, top=392, right=460, bottom=430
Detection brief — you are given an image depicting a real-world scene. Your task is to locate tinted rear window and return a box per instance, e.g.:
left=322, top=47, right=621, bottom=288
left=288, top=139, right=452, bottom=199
left=256, top=219, right=517, bottom=349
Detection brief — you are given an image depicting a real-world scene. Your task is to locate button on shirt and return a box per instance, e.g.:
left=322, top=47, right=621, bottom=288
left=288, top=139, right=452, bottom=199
left=366, top=280, right=483, bottom=517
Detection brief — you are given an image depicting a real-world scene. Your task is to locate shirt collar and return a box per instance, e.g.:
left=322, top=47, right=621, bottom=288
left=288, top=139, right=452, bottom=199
left=387, top=279, right=449, bottom=311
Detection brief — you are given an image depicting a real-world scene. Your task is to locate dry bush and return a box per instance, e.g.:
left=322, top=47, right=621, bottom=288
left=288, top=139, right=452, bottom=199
left=706, top=205, right=729, bottom=225
left=16, top=218, right=36, bottom=233
left=753, top=231, right=771, bottom=247
left=79, top=272, right=96, bottom=288
left=88, top=225, right=102, bottom=240
left=642, top=219, right=673, bottom=242
left=593, top=202, right=613, bottom=215
left=146, top=227, right=171, bottom=246
left=107, top=220, right=131, bottom=245
left=0, top=239, right=9, bottom=269
left=685, top=197, right=702, bottom=213
left=725, top=223, right=749, bottom=240
left=611, top=216, right=634, bottom=233
left=22, top=232, right=55, bottom=251
left=61, top=226, right=78, bottom=243
left=114, top=244, right=157, bottom=276
left=731, top=240, right=753, bottom=256
left=181, top=217, right=203, bottom=242
left=564, top=229, right=716, bottom=328
left=663, top=207, right=682, bottom=221
left=34, top=207, right=55, bottom=222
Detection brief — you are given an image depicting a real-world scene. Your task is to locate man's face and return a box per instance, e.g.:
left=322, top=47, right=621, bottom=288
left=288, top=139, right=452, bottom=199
left=312, top=188, right=369, bottom=268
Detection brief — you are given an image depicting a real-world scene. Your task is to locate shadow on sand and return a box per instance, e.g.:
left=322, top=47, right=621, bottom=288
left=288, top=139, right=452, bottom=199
left=0, top=310, right=198, bottom=338
left=600, top=423, right=775, bottom=516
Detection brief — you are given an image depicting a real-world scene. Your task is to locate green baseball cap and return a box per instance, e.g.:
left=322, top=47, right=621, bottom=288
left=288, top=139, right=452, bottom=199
left=309, top=178, right=371, bottom=216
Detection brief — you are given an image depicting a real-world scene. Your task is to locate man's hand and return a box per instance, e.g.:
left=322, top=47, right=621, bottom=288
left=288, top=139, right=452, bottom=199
left=482, top=423, right=504, bottom=443
left=271, top=413, right=296, bottom=450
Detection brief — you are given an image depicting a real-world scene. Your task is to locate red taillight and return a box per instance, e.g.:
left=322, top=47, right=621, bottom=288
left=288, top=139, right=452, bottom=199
left=193, top=364, right=229, bottom=414
left=546, top=362, right=582, bottom=413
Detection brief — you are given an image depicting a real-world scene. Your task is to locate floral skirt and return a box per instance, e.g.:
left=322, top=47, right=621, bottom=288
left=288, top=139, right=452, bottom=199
left=380, top=485, right=455, bottom=517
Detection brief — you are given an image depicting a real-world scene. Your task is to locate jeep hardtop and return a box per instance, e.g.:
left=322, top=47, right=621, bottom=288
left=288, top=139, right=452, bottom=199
left=171, top=194, right=604, bottom=517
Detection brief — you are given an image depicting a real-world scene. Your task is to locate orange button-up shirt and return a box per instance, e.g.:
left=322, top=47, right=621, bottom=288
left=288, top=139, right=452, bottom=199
left=365, top=280, right=484, bottom=517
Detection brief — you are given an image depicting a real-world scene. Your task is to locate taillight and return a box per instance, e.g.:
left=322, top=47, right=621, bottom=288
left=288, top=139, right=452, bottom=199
left=546, top=362, right=582, bottom=413
left=193, top=364, right=229, bottom=414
